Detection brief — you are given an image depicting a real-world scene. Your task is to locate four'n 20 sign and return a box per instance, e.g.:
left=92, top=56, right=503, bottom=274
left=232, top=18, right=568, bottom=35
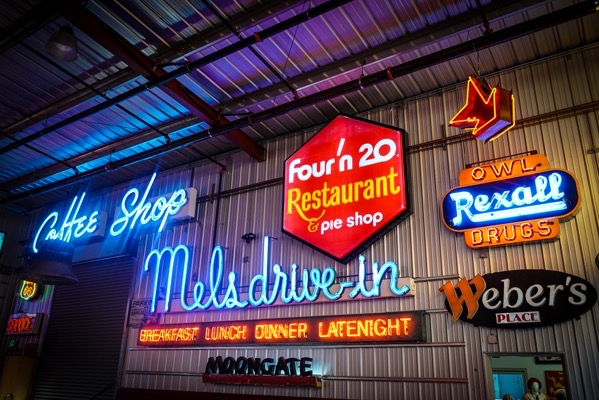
left=283, top=115, right=410, bottom=263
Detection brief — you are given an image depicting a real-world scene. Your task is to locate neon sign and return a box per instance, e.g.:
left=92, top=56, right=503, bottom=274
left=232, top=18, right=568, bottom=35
left=6, top=313, right=43, bottom=335
left=32, top=193, right=103, bottom=253
left=138, top=324, right=201, bottom=346
left=283, top=115, right=410, bottom=263
left=143, top=236, right=414, bottom=313
left=137, top=312, right=426, bottom=346
left=439, top=270, right=597, bottom=328
left=441, top=154, right=580, bottom=248
left=449, top=75, right=515, bottom=142
left=19, top=280, right=41, bottom=301
left=203, top=356, right=320, bottom=387
left=32, top=173, right=196, bottom=253
left=110, top=173, right=188, bottom=237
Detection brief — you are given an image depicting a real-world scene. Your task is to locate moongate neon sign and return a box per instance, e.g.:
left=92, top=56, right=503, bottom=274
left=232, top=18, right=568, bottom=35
left=143, top=236, right=414, bottom=313
left=441, top=154, right=580, bottom=248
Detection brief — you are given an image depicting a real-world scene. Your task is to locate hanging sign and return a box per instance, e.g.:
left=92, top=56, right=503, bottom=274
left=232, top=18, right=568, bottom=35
left=449, top=75, right=515, bottom=142
left=439, top=270, right=597, bottom=328
left=441, top=154, right=580, bottom=248
left=283, top=115, right=410, bottom=263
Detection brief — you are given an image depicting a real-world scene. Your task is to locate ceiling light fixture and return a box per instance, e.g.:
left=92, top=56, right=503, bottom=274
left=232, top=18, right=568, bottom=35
left=46, top=25, right=78, bottom=62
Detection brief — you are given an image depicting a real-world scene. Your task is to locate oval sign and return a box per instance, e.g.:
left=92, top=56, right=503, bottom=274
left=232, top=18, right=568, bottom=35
left=441, top=270, right=597, bottom=328
left=441, top=170, right=580, bottom=231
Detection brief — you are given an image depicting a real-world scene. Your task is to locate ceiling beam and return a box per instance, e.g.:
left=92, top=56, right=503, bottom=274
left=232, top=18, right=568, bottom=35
left=0, top=0, right=301, bottom=137
left=0, top=0, right=350, bottom=160
left=51, top=0, right=266, bottom=162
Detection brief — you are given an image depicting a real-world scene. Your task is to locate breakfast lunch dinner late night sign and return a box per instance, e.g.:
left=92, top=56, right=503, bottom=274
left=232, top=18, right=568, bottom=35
left=283, top=115, right=410, bottom=263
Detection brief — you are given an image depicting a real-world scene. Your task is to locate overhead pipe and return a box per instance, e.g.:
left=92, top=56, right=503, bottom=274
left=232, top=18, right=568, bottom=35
left=0, top=0, right=595, bottom=205
left=0, top=0, right=353, bottom=157
left=50, top=0, right=264, bottom=161
left=217, top=0, right=544, bottom=112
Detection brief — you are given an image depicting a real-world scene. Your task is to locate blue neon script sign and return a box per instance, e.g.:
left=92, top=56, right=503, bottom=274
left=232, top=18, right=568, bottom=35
left=110, top=173, right=187, bottom=237
left=32, top=193, right=102, bottom=253
left=143, top=236, right=412, bottom=313
left=33, top=173, right=189, bottom=252
left=441, top=170, right=579, bottom=231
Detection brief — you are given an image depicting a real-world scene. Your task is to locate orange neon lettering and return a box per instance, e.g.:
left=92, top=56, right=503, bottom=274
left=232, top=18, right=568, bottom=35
left=254, top=323, right=307, bottom=340
left=346, top=320, right=357, bottom=336
left=205, top=325, right=247, bottom=341
left=439, top=275, right=486, bottom=322
left=538, top=220, right=551, bottom=236
left=490, top=160, right=515, bottom=178
left=471, top=167, right=486, bottom=181
left=139, top=327, right=199, bottom=343
left=400, top=318, right=411, bottom=335
left=374, top=319, right=386, bottom=336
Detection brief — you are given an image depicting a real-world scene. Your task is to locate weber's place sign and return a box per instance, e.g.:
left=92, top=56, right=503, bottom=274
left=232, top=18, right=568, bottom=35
left=439, top=270, right=597, bottom=328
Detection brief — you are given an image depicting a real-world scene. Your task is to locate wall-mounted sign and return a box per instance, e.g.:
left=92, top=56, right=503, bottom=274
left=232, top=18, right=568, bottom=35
left=439, top=270, right=597, bottom=328
left=128, top=299, right=154, bottom=328
left=441, top=154, right=580, bottom=248
left=143, top=236, right=414, bottom=314
left=283, top=115, right=410, bottom=263
left=19, top=280, right=41, bottom=301
left=449, top=75, right=515, bottom=142
left=6, top=313, right=44, bottom=335
left=203, top=356, right=320, bottom=387
left=137, top=311, right=427, bottom=346
left=31, top=173, right=197, bottom=254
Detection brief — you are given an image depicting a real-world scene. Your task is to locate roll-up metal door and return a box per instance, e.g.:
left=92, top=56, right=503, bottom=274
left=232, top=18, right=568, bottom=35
left=31, top=258, right=133, bottom=400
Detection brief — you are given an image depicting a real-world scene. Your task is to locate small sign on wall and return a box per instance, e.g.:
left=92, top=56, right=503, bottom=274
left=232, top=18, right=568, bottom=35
left=439, top=270, right=597, bottom=328
left=6, top=313, right=44, bottom=335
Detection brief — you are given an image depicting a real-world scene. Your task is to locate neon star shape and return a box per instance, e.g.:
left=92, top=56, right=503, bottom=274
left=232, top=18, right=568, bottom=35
left=449, top=76, right=515, bottom=142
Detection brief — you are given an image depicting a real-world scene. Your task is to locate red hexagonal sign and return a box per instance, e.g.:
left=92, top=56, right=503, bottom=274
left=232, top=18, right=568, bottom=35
left=283, top=115, right=410, bottom=263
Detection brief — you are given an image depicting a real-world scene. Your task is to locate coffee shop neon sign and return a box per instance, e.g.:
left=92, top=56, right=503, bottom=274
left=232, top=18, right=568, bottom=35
left=32, top=172, right=189, bottom=252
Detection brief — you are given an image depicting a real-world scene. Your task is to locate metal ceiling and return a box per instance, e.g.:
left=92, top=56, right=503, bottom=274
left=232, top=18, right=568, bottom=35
left=0, top=0, right=597, bottom=212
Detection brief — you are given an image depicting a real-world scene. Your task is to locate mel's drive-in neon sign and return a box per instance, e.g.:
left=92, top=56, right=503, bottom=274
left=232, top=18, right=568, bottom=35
left=441, top=153, right=580, bottom=248
left=439, top=270, right=597, bottom=328
left=283, top=115, right=410, bottom=263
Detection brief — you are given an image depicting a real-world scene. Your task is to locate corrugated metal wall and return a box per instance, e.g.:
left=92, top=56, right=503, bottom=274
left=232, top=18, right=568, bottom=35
left=120, top=46, right=599, bottom=399
left=19, top=46, right=598, bottom=399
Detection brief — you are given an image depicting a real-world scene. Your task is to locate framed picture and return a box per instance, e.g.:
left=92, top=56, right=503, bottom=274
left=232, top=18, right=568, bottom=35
left=535, top=356, right=562, bottom=364
left=545, top=370, right=566, bottom=398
